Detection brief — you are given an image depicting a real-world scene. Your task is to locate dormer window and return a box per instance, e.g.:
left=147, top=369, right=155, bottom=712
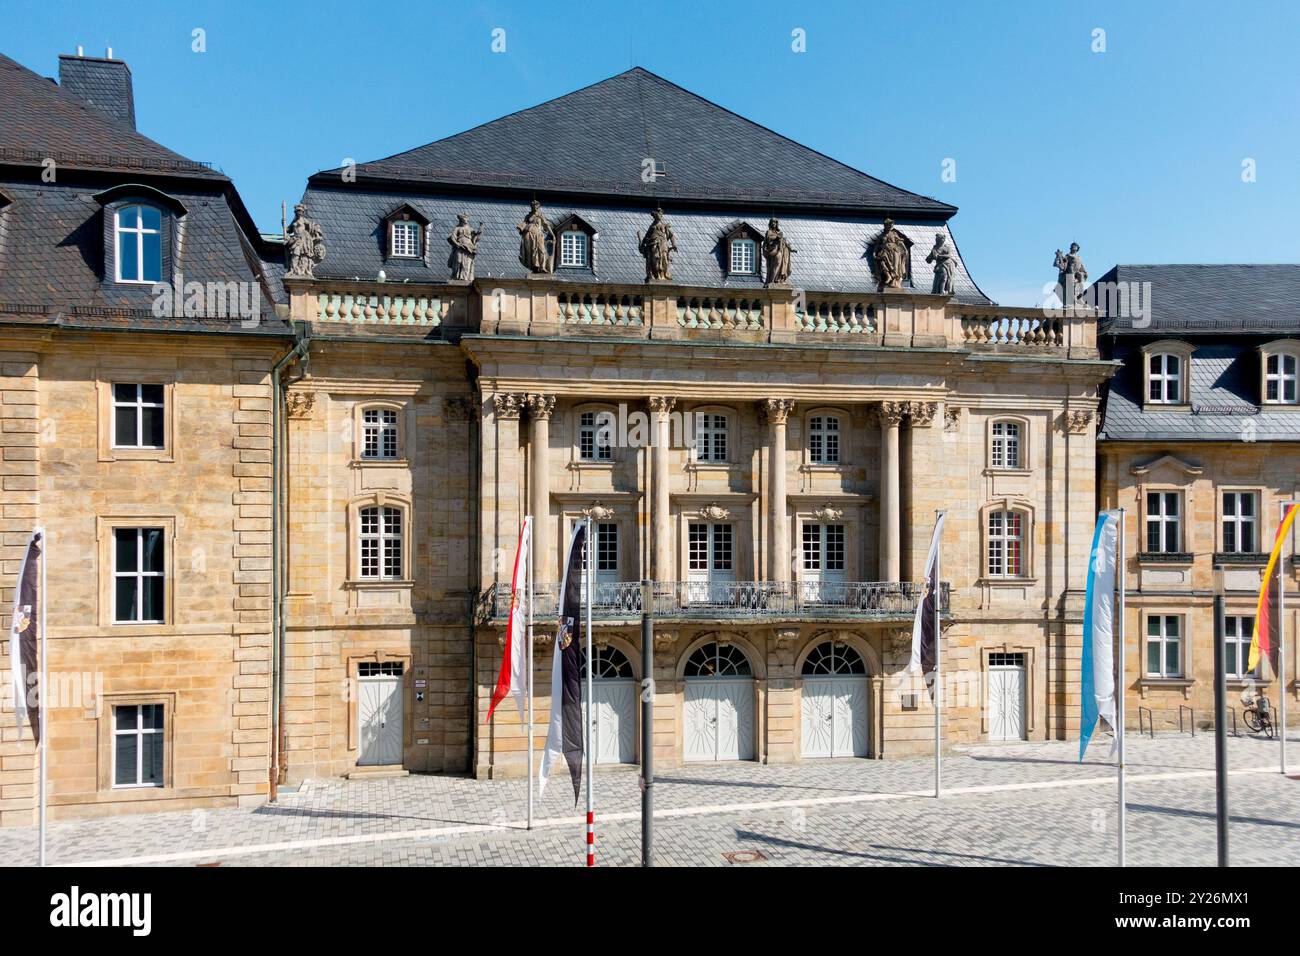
left=115, top=204, right=163, bottom=283
left=560, top=230, right=588, bottom=268
left=1148, top=353, right=1183, bottom=404
left=719, top=221, right=763, bottom=278
left=730, top=239, right=756, bottom=275
left=389, top=220, right=422, bottom=259
left=1264, top=350, right=1299, bottom=404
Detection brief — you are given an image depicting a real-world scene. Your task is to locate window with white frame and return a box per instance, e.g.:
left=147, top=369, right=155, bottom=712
left=1147, top=353, right=1183, bottom=404
left=694, top=413, right=729, bottom=462
left=729, top=238, right=756, bottom=275
left=986, top=510, right=1024, bottom=577
left=808, top=415, right=841, bottom=464
left=115, top=204, right=162, bottom=283
left=991, top=420, right=1022, bottom=469
left=112, top=383, right=165, bottom=448
left=113, top=527, right=165, bottom=624
left=112, top=703, right=164, bottom=788
left=389, top=219, right=422, bottom=258
left=1223, top=614, right=1259, bottom=679
left=1145, top=491, right=1182, bottom=553
left=1265, top=352, right=1298, bottom=404
left=362, top=407, right=400, bottom=460
left=359, top=505, right=403, bottom=579
left=1146, top=614, right=1182, bottom=677
left=688, top=523, right=733, bottom=580
left=580, top=521, right=619, bottom=588
left=578, top=410, right=613, bottom=461
left=559, top=230, right=588, bottom=267
left=1221, top=491, right=1258, bottom=554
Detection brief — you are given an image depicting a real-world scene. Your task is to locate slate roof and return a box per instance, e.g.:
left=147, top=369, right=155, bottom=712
left=314, top=68, right=955, bottom=216
left=300, top=186, right=987, bottom=301
left=1097, top=264, right=1300, bottom=442
left=0, top=53, right=220, bottom=178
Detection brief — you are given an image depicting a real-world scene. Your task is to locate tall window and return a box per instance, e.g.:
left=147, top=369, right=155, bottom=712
left=730, top=238, right=756, bottom=275
left=688, top=523, right=733, bottom=577
left=1148, top=353, right=1183, bottom=404
left=389, top=220, right=422, bottom=258
left=1265, top=352, right=1298, bottom=404
left=991, top=421, right=1021, bottom=469
left=1146, top=615, right=1182, bottom=677
left=112, top=383, right=165, bottom=448
left=359, top=506, right=403, bottom=579
left=1223, top=614, right=1258, bottom=679
left=580, top=522, right=619, bottom=588
left=115, top=204, right=162, bottom=283
left=1145, top=492, right=1182, bottom=553
left=559, top=231, right=588, bottom=267
left=113, top=704, right=164, bottom=788
left=987, top=511, right=1023, bottom=577
left=694, top=413, right=728, bottom=462
left=362, top=408, right=399, bottom=460
left=578, top=410, right=613, bottom=461
left=114, top=527, right=165, bottom=624
left=1222, top=492, right=1257, bottom=554
left=808, top=415, right=841, bottom=464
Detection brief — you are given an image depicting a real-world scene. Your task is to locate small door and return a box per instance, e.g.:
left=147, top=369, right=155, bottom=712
left=800, top=642, right=869, bottom=758
left=358, top=663, right=404, bottom=766
left=580, top=645, right=637, bottom=765
left=801, top=523, right=846, bottom=604
left=682, top=642, right=754, bottom=762
left=687, top=523, right=734, bottom=604
left=986, top=652, right=1026, bottom=741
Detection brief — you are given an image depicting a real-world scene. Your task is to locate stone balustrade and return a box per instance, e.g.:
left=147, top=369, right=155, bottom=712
left=676, top=295, right=765, bottom=332
left=556, top=291, right=644, bottom=327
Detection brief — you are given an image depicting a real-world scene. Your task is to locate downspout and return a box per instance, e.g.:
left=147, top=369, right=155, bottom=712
left=270, top=323, right=310, bottom=802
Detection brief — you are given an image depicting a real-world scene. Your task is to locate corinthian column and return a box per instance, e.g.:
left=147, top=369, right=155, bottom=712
left=648, top=396, right=676, bottom=583
left=526, top=393, right=556, bottom=581
left=764, top=398, right=795, bottom=582
left=877, top=401, right=908, bottom=582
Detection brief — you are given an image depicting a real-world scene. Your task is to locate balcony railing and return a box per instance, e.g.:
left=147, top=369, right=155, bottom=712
left=479, top=580, right=949, bottom=624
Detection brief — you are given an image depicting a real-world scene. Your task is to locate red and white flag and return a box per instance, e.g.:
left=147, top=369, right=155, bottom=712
left=486, top=517, right=530, bottom=724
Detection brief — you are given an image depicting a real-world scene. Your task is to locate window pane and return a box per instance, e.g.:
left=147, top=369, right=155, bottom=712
left=1225, top=642, right=1239, bottom=675
left=114, top=732, right=139, bottom=786
left=141, top=529, right=164, bottom=572
left=114, top=405, right=138, bottom=446
left=142, top=577, right=164, bottom=622
left=115, top=705, right=138, bottom=731
left=113, top=383, right=137, bottom=403
left=1147, top=640, right=1160, bottom=674
left=140, top=384, right=164, bottom=405
left=139, top=205, right=162, bottom=231
left=142, top=732, right=164, bottom=785
left=114, top=573, right=138, bottom=620
left=119, top=230, right=139, bottom=280
left=142, top=406, right=164, bottom=447
left=114, top=529, right=137, bottom=572
left=1165, top=640, right=1179, bottom=675
left=141, top=231, right=162, bottom=282
left=143, top=703, right=165, bottom=730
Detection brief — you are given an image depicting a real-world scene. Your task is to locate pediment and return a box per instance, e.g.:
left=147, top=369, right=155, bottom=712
left=1130, top=453, right=1203, bottom=478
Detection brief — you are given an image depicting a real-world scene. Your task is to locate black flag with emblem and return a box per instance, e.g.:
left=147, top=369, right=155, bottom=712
left=9, top=529, right=41, bottom=742
left=556, top=522, right=586, bottom=803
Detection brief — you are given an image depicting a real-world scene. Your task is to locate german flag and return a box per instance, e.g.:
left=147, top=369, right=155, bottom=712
left=1249, top=504, right=1300, bottom=673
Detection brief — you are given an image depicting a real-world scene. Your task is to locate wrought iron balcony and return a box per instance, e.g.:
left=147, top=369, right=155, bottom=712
left=478, top=580, right=949, bottom=624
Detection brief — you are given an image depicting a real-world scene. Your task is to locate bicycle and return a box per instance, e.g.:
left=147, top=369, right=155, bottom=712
left=1242, top=693, right=1275, bottom=738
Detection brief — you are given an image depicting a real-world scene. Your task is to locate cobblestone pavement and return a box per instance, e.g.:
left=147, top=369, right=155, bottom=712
left=2, top=734, right=1297, bottom=866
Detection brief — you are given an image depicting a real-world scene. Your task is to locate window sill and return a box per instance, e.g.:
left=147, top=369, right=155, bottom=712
left=346, top=579, right=415, bottom=590
left=1227, top=677, right=1268, bottom=688
left=1141, top=403, right=1191, bottom=413
left=977, top=576, right=1038, bottom=587
left=1137, top=552, right=1193, bottom=565
left=799, top=463, right=851, bottom=473
left=686, top=461, right=734, bottom=472
left=982, top=467, right=1032, bottom=478
left=1259, top=401, right=1300, bottom=410
left=1138, top=676, right=1193, bottom=688
left=1213, top=552, right=1268, bottom=567
left=351, top=458, right=409, bottom=469
left=568, top=460, right=616, bottom=470
left=100, top=448, right=174, bottom=463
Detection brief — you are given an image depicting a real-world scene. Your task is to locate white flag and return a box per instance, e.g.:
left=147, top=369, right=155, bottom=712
left=486, top=517, right=530, bottom=724
left=909, top=512, right=946, bottom=674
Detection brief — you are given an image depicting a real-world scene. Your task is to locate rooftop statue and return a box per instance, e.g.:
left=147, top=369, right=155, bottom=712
left=872, top=218, right=910, bottom=290
left=763, top=218, right=795, bottom=285
left=925, top=234, right=956, bottom=296
left=447, top=214, right=484, bottom=282
left=1054, top=242, right=1088, bottom=304
left=639, top=207, right=676, bottom=282
left=284, top=203, right=326, bottom=278
left=517, top=200, right=554, bottom=274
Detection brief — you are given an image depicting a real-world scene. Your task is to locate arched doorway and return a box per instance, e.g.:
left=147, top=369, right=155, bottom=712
left=682, top=641, right=755, bottom=762
left=799, top=641, right=869, bottom=758
left=581, top=644, right=637, bottom=764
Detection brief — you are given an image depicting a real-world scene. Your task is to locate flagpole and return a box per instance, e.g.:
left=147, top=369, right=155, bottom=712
left=37, top=526, right=46, bottom=868
left=934, top=510, right=944, bottom=799
left=1280, top=502, right=1292, bottom=776
left=584, top=515, right=594, bottom=867
left=526, top=515, right=534, bottom=831
left=1117, top=508, right=1126, bottom=868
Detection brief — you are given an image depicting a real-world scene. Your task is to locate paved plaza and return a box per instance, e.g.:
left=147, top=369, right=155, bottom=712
left=2, top=734, right=1296, bottom=867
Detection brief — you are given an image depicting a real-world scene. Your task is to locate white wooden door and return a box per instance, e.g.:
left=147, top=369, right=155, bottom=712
left=687, top=523, right=734, bottom=603
left=801, top=677, right=868, bottom=757
left=987, top=654, right=1026, bottom=741
left=358, top=676, right=403, bottom=765
left=583, top=680, right=637, bottom=764
left=800, top=523, right=846, bottom=604
left=683, top=678, right=753, bottom=761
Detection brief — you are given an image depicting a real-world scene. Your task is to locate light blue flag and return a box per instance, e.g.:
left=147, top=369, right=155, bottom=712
left=1080, top=511, right=1120, bottom=761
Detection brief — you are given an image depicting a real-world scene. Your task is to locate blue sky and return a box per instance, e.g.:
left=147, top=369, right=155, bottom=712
left=7, top=0, right=1298, bottom=304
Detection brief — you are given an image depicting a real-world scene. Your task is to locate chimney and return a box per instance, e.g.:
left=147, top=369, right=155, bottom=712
left=58, top=49, right=136, bottom=129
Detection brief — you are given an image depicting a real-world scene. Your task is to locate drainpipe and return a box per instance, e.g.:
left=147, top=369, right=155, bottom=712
left=270, top=324, right=310, bottom=802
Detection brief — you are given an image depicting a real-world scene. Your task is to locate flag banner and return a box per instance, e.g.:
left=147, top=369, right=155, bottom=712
left=539, top=522, right=585, bottom=803
left=909, top=512, right=946, bottom=691
left=9, top=529, right=41, bottom=742
left=486, top=517, right=531, bottom=724
left=1080, top=511, right=1120, bottom=760
left=1249, top=503, right=1299, bottom=674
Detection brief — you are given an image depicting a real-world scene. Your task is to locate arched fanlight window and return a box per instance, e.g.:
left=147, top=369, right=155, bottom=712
left=801, top=642, right=866, bottom=676
left=684, top=641, right=751, bottom=678
left=580, top=644, right=634, bottom=679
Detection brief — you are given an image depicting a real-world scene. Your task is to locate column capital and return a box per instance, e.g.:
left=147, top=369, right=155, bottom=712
left=647, top=395, right=677, bottom=415
left=761, top=397, right=796, bottom=425
left=525, top=392, right=556, bottom=420
left=1063, top=409, right=1093, bottom=434
left=491, top=392, right=524, bottom=419
left=876, top=400, right=909, bottom=427
left=908, top=401, right=938, bottom=427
